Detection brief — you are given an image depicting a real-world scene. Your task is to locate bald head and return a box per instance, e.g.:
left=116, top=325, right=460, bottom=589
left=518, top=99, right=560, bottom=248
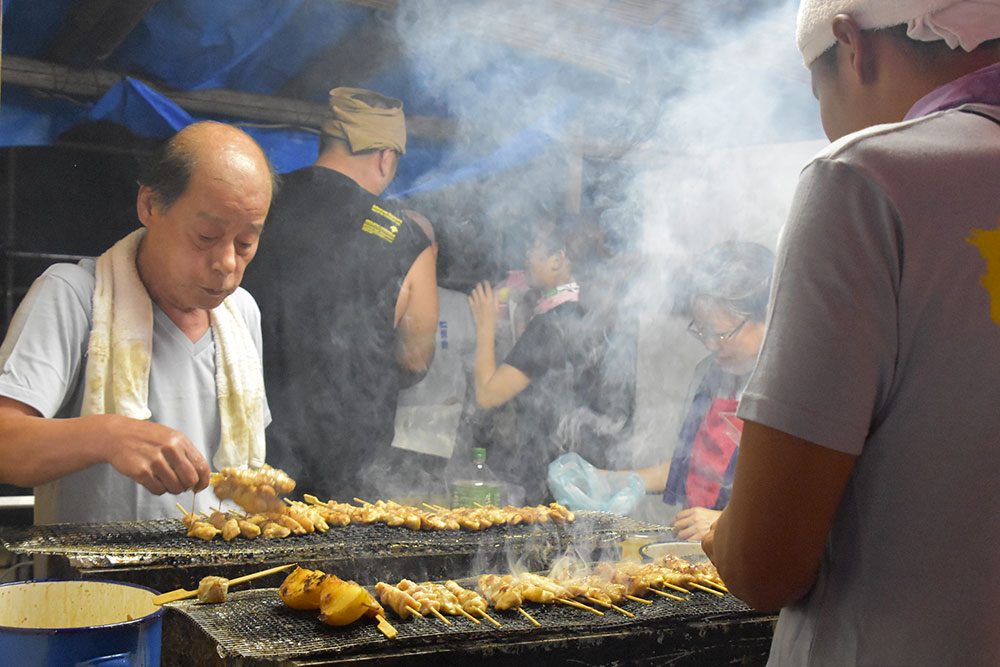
left=141, top=121, right=277, bottom=211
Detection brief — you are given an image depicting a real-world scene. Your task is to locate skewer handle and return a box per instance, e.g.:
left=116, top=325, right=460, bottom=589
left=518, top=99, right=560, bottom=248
left=375, top=614, right=398, bottom=639
left=152, top=563, right=295, bottom=605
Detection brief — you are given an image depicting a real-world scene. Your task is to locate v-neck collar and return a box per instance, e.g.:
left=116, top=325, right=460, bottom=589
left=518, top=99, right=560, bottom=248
left=153, top=303, right=213, bottom=355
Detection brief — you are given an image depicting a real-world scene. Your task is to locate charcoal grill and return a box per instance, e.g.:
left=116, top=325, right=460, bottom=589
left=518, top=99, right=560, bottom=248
left=1, top=514, right=775, bottom=664
left=162, top=578, right=775, bottom=666
left=0, top=511, right=669, bottom=591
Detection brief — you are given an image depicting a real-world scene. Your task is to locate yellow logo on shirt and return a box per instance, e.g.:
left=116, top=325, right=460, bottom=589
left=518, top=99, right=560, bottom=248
left=362, top=205, right=402, bottom=243
left=362, top=219, right=396, bottom=242
left=967, top=223, right=1000, bottom=325
left=371, top=204, right=402, bottom=226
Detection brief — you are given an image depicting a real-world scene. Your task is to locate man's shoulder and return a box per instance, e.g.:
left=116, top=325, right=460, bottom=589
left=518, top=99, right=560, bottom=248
left=225, top=287, right=262, bottom=324
left=33, top=260, right=97, bottom=304
left=813, top=105, right=998, bottom=167
left=276, top=165, right=367, bottom=201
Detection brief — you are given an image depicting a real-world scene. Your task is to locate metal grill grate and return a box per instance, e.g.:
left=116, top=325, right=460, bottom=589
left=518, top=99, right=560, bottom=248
left=168, top=578, right=751, bottom=662
left=0, top=512, right=668, bottom=568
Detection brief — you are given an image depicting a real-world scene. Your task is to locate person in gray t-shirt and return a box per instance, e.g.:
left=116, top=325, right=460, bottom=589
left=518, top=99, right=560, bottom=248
left=704, top=3, right=1000, bottom=666
left=0, top=121, right=276, bottom=524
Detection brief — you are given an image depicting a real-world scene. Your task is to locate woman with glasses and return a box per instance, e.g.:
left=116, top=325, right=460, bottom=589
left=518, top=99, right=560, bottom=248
left=633, top=240, right=774, bottom=540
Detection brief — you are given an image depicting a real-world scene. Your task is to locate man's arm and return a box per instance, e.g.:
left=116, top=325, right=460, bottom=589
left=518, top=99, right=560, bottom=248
left=702, top=419, right=856, bottom=610
left=394, top=245, right=439, bottom=376
left=0, top=397, right=210, bottom=495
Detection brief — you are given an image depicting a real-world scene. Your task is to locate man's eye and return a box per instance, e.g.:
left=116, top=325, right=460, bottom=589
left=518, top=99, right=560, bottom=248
left=199, top=235, right=216, bottom=243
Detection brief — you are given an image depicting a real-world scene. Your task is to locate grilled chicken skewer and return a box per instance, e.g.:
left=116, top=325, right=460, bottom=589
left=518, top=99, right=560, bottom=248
left=211, top=464, right=296, bottom=514
left=374, top=581, right=424, bottom=619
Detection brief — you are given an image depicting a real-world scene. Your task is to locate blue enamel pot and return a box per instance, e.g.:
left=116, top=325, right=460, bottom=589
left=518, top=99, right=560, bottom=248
left=0, top=579, right=163, bottom=666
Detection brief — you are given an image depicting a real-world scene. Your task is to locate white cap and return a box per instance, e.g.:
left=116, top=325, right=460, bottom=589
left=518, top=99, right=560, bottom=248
left=796, top=0, right=1000, bottom=66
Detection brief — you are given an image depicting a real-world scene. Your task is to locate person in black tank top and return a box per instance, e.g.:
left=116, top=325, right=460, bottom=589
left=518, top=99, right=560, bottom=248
left=242, top=88, right=438, bottom=501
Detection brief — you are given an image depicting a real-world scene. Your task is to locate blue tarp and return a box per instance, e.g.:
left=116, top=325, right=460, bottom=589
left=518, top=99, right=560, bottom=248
left=0, top=0, right=576, bottom=199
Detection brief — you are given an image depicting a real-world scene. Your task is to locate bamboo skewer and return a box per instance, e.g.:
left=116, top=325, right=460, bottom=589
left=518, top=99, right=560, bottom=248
left=608, top=603, right=635, bottom=618
left=478, top=610, right=502, bottom=627
left=690, top=582, right=725, bottom=597
left=406, top=605, right=424, bottom=618
left=429, top=607, right=452, bottom=625
left=584, top=595, right=611, bottom=608
left=625, top=594, right=653, bottom=605
left=517, top=607, right=540, bottom=627
left=458, top=608, right=482, bottom=624
left=707, top=581, right=729, bottom=593
left=556, top=598, right=603, bottom=616
left=152, top=563, right=296, bottom=605
left=661, top=582, right=689, bottom=594
left=582, top=595, right=634, bottom=618
left=648, top=588, right=685, bottom=602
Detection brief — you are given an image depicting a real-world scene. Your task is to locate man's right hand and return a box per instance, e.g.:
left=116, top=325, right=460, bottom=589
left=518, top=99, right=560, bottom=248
left=96, top=414, right=211, bottom=495
left=0, top=396, right=210, bottom=495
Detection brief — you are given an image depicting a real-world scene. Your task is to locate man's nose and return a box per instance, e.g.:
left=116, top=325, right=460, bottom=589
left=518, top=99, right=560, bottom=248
left=213, top=243, right=237, bottom=275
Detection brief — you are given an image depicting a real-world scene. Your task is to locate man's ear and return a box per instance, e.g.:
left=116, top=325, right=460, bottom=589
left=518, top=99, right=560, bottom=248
left=136, top=185, right=157, bottom=227
left=831, top=14, right=876, bottom=84
left=377, top=149, right=397, bottom=178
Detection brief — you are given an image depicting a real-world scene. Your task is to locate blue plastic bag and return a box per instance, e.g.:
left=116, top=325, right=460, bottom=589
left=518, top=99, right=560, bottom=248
left=547, top=452, right=645, bottom=515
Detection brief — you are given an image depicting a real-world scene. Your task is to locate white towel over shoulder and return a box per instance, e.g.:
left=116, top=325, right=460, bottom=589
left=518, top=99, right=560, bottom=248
left=82, top=228, right=266, bottom=471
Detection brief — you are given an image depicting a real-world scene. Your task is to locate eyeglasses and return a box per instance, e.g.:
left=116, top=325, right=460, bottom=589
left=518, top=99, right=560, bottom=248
left=687, top=318, right=747, bottom=344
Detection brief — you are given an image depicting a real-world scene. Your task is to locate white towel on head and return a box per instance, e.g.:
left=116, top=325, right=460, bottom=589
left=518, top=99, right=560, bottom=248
left=796, top=0, right=1000, bottom=66
left=82, top=228, right=267, bottom=471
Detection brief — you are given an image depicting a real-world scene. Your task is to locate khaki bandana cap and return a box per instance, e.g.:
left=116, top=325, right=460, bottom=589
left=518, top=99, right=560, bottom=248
left=322, top=87, right=406, bottom=155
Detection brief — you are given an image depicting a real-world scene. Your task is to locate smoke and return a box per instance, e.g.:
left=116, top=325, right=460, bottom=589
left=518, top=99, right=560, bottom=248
left=275, top=1, right=826, bottom=515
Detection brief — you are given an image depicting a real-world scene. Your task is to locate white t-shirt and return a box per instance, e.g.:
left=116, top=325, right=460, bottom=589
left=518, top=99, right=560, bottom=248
left=738, top=106, right=1000, bottom=666
left=0, top=259, right=271, bottom=524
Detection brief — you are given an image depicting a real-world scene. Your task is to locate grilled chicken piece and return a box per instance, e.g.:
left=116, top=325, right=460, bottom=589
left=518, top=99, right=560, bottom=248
left=211, top=464, right=296, bottom=514
left=197, top=576, right=229, bottom=603
left=477, top=574, right=524, bottom=610
left=186, top=520, right=219, bottom=541
left=374, top=581, right=423, bottom=619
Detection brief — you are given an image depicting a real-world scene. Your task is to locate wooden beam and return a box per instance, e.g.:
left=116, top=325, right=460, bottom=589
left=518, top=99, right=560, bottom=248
left=0, top=55, right=455, bottom=141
